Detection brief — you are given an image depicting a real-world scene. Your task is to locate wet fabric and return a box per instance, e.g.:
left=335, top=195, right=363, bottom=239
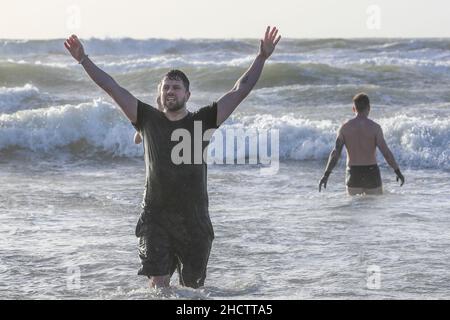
left=132, top=99, right=218, bottom=238
left=132, top=100, right=218, bottom=284
left=136, top=213, right=212, bottom=288
left=346, top=164, right=382, bottom=189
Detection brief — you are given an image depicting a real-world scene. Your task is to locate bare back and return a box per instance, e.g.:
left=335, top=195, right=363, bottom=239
left=339, top=116, right=381, bottom=166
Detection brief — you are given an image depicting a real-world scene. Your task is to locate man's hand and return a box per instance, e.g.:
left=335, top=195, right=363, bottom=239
left=395, top=169, right=405, bottom=186
left=216, top=26, right=281, bottom=126
left=64, top=34, right=85, bottom=62
left=259, top=26, right=281, bottom=60
left=319, top=171, right=331, bottom=192
left=63, top=34, right=138, bottom=123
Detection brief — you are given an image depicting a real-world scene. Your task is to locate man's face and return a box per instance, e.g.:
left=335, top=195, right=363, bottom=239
left=160, top=77, right=190, bottom=111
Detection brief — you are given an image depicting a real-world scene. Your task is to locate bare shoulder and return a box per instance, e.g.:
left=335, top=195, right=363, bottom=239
left=343, top=118, right=354, bottom=127
left=340, top=118, right=353, bottom=131
left=368, top=118, right=382, bottom=131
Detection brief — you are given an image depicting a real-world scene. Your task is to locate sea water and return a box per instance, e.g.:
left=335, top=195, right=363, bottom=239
left=0, top=38, right=449, bottom=299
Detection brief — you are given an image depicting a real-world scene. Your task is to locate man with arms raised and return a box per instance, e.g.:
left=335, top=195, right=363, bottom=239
left=64, top=27, right=281, bottom=288
left=319, top=93, right=405, bottom=195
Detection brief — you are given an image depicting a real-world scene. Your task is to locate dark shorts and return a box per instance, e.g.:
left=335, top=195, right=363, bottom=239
left=346, top=164, right=382, bottom=189
left=135, top=213, right=212, bottom=289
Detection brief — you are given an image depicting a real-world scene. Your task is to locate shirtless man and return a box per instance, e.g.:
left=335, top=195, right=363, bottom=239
left=319, top=93, right=405, bottom=195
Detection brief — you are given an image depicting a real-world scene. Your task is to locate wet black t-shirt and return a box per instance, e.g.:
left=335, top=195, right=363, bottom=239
left=132, top=100, right=219, bottom=240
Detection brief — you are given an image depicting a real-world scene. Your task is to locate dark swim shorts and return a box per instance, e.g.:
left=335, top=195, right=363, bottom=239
left=135, top=212, right=212, bottom=289
left=346, top=164, right=382, bottom=189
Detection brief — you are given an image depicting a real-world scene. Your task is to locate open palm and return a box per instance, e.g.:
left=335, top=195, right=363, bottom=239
left=64, top=34, right=85, bottom=62
left=260, top=26, right=281, bottom=59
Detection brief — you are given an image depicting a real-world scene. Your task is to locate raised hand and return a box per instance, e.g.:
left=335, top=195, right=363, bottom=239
left=64, top=34, right=85, bottom=62
left=259, top=26, right=281, bottom=60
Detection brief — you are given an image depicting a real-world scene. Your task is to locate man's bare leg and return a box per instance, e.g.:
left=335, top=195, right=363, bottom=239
left=347, top=186, right=383, bottom=196
left=149, top=275, right=170, bottom=288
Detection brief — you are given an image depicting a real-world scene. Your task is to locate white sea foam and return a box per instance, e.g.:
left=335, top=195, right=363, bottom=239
left=0, top=99, right=142, bottom=157
left=0, top=84, right=43, bottom=113
left=1, top=101, right=448, bottom=168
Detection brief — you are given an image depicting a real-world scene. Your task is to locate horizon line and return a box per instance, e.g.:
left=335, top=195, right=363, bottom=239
left=2, top=35, right=450, bottom=41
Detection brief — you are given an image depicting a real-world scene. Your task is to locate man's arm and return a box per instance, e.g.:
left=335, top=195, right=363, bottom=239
left=64, top=35, right=137, bottom=123
left=216, top=26, right=281, bottom=126
left=376, top=126, right=398, bottom=170
left=376, top=126, right=405, bottom=186
left=319, top=133, right=345, bottom=192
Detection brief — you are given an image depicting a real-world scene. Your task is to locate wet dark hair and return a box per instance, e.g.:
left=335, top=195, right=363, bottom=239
left=162, top=69, right=190, bottom=91
left=352, top=92, right=370, bottom=112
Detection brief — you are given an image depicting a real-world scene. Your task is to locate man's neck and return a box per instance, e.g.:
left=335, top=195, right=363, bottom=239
left=355, top=112, right=369, bottom=119
left=163, top=107, right=188, bottom=121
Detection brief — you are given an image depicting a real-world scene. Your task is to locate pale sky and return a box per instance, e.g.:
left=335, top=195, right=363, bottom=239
left=1, top=0, right=449, bottom=39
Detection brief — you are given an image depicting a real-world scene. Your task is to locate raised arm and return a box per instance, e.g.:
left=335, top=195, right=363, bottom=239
left=216, top=26, right=281, bottom=126
left=64, top=35, right=137, bottom=123
left=376, top=126, right=405, bottom=186
left=319, top=132, right=345, bottom=192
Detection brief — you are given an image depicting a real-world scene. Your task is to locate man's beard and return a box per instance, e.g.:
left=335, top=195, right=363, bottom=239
left=164, top=97, right=186, bottom=111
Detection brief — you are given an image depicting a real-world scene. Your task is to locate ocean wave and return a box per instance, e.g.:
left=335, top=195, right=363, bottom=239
left=0, top=61, right=85, bottom=90
left=0, top=100, right=448, bottom=169
left=0, top=38, right=256, bottom=57
left=0, top=61, right=341, bottom=93
left=228, top=114, right=449, bottom=169
left=111, top=62, right=387, bottom=90
left=0, top=84, right=47, bottom=113
left=355, top=57, right=450, bottom=69
left=2, top=55, right=450, bottom=99
left=250, top=84, right=450, bottom=108
left=7, top=52, right=450, bottom=74
left=357, top=38, right=450, bottom=53
left=378, top=115, right=450, bottom=169
left=1, top=52, right=254, bottom=72
left=3, top=38, right=450, bottom=71
left=2, top=37, right=442, bottom=56
left=0, top=99, right=142, bottom=157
